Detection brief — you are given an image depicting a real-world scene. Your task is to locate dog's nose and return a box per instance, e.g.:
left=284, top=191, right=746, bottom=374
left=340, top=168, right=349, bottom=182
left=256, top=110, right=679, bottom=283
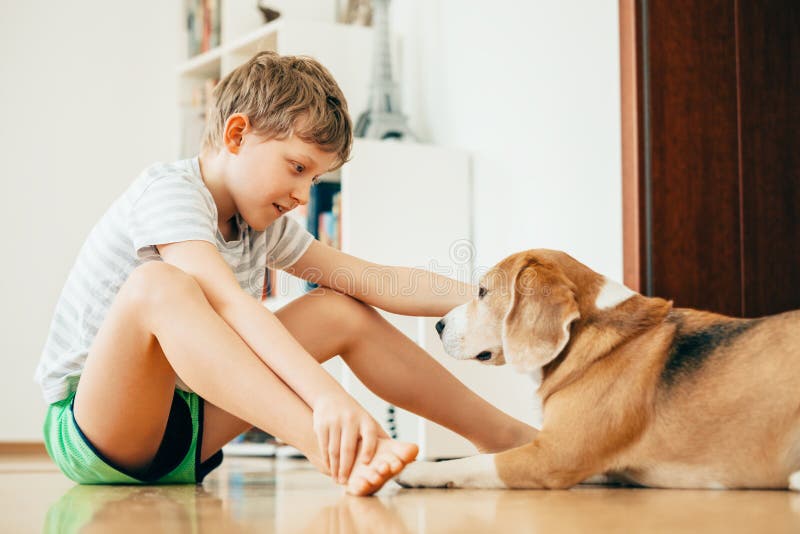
left=435, top=319, right=446, bottom=337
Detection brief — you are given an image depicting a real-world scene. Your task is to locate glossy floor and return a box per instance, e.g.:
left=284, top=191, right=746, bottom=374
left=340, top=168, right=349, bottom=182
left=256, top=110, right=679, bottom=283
left=5, top=453, right=800, bottom=533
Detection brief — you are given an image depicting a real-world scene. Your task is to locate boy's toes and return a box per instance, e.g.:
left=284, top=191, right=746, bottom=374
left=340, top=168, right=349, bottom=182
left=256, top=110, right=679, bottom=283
left=384, top=455, right=403, bottom=475
left=347, top=475, right=371, bottom=496
left=376, top=460, right=391, bottom=476
left=346, top=458, right=401, bottom=496
left=371, top=454, right=403, bottom=477
left=344, top=440, right=420, bottom=496
left=389, top=441, right=419, bottom=464
left=347, top=468, right=384, bottom=496
left=366, top=468, right=384, bottom=486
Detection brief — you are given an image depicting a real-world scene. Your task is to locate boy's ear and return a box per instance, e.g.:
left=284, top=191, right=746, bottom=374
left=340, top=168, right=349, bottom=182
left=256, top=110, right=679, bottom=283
left=223, top=113, right=250, bottom=153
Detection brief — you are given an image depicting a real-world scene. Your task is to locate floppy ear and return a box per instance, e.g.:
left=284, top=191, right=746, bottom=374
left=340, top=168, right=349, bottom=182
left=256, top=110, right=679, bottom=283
left=501, top=261, right=580, bottom=369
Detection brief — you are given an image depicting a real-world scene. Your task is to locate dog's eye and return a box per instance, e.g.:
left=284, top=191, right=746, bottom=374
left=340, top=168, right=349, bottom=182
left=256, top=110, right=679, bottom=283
left=478, top=286, right=487, bottom=299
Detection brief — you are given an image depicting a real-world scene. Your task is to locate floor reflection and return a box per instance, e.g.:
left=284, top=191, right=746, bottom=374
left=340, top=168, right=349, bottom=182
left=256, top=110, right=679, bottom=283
left=45, top=484, right=249, bottom=534
left=40, top=457, right=800, bottom=534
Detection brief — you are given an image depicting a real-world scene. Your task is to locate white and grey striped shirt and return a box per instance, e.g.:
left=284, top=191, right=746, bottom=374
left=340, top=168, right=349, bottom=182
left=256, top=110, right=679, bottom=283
left=34, top=156, right=314, bottom=404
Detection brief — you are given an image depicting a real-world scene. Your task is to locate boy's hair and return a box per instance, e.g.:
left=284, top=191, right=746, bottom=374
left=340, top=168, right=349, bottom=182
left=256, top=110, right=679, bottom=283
left=202, top=51, right=352, bottom=171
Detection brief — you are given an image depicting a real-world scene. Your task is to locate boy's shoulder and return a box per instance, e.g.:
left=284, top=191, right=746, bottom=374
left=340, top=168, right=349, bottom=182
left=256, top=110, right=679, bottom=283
left=137, top=157, right=200, bottom=188
left=128, top=157, right=211, bottom=206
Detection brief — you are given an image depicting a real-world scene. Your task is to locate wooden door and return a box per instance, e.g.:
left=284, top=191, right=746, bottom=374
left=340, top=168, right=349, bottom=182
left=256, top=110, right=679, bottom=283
left=620, top=0, right=800, bottom=317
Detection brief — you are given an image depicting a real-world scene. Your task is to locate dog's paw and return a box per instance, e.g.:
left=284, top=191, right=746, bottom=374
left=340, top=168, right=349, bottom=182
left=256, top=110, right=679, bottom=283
left=395, top=461, right=455, bottom=489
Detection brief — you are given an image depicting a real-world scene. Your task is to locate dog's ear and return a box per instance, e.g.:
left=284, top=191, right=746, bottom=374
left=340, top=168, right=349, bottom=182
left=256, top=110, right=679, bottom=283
left=501, top=261, right=580, bottom=369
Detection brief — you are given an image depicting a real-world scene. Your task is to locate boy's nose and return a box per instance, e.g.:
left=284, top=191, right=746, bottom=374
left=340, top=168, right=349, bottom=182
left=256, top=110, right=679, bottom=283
left=291, top=187, right=310, bottom=206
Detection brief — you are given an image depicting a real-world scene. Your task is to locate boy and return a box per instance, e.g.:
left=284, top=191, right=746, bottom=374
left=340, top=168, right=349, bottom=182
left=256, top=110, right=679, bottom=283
left=35, top=51, right=536, bottom=495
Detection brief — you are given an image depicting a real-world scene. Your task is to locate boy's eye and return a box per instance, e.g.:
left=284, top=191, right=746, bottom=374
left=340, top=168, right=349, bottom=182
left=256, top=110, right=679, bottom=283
left=478, top=286, right=488, bottom=299
left=294, top=164, right=305, bottom=174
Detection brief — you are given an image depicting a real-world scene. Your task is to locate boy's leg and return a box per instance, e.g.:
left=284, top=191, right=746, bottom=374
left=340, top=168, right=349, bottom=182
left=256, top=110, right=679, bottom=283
left=283, top=289, right=539, bottom=452
left=73, top=262, right=413, bottom=493
left=201, top=288, right=537, bottom=463
left=74, top=261, right=323, bottom=474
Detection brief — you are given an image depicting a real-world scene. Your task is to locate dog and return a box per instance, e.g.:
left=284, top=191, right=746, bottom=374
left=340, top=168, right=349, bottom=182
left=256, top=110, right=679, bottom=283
left=396, top=249, right=800, bottom=490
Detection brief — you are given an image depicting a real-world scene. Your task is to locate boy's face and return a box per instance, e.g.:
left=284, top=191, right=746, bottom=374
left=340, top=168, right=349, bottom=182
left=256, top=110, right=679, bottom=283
left=227, top=132, right=338, bottom=231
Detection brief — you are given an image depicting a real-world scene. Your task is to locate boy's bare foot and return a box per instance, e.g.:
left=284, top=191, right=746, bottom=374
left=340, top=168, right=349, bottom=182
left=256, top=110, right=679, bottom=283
left=346, top=439, right=418, bottom=496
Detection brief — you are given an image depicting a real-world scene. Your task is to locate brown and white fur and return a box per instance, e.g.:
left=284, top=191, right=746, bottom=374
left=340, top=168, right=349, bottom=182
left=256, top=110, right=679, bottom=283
left=396, top=249, right=800, bottom=491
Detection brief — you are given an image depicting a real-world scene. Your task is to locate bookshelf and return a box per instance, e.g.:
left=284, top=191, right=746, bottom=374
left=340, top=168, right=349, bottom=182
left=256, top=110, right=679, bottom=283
left=180, top=2, right=478, bottom=460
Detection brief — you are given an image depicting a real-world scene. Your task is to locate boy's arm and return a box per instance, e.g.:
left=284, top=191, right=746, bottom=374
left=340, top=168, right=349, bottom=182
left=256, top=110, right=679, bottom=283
left=285, top=240, right=475, bottom=317
left=156, top=240, right=347, bottom=409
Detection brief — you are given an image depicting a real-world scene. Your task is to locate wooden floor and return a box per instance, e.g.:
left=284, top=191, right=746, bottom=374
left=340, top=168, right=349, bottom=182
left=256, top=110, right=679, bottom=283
left=4, top=453, right=800, bottom=533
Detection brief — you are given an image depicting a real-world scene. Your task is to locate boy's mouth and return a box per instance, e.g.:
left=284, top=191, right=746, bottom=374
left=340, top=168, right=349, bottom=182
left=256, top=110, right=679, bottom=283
left=273, top=203, right=286, bottom=215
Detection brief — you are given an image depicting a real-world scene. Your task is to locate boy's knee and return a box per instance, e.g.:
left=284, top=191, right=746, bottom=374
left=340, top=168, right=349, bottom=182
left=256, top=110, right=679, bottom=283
left=310, top=287, right=379, bottom=334
left=125, top=261, right=204, bottom=308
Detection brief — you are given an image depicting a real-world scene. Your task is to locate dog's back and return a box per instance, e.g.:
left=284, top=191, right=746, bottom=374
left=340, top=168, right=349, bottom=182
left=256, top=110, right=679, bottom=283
left=614, top=308, right=800, bottom=489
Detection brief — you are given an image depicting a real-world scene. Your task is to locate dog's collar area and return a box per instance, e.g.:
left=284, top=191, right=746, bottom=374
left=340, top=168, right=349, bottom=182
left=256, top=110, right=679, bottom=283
left=476, top=351, right=492, bottom=361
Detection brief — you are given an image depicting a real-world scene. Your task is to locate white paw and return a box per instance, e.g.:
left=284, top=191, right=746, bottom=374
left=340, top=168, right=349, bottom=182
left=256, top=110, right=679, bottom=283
left=395, top=455, right=506, bottom=489
left=395, top=461, right=455, bottom=489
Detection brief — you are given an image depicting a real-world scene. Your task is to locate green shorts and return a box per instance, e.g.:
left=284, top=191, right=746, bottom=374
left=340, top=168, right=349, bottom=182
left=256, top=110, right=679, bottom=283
left=43, top=389, right=223, bottom=485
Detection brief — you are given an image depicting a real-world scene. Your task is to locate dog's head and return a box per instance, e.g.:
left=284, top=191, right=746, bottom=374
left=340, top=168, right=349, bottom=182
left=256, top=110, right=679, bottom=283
left=436, top=249, right=658, bottom=374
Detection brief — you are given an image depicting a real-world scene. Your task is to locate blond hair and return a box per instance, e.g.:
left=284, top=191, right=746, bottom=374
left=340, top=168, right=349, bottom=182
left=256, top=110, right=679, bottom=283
left=202, top=51, right=352, bottom=170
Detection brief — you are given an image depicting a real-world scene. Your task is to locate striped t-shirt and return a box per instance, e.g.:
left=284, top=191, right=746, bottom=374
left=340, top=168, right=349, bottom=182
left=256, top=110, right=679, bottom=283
left=34, top=156, right=314, bottom=404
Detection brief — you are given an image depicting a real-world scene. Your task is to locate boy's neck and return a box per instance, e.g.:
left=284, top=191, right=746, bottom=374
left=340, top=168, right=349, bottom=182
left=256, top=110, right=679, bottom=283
left=198, top=149, right=238, bottom=233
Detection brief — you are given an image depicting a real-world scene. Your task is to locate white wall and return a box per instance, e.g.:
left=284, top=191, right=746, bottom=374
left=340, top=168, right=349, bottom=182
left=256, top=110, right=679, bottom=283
left=389, top=0, right=623, bottom=427
left=0, top=1, right=180, bottom=440
left=391, top=0, right=622, bottom=278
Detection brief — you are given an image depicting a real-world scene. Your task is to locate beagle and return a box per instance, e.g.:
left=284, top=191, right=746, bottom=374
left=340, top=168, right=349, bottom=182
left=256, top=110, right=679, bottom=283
left=397, top=249, right=800, bottom=491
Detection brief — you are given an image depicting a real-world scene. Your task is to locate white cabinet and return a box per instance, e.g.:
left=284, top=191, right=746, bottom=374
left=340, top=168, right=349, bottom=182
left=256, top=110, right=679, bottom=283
left=338, top=139, right=480, bottom=459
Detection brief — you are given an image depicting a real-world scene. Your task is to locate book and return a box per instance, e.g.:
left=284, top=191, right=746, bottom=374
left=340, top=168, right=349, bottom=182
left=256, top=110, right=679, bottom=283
left=305, top=182, right=342, bottom=290
left=306, top=182, right=341, bottom=242
left=186, top=0, right=221, bottom=57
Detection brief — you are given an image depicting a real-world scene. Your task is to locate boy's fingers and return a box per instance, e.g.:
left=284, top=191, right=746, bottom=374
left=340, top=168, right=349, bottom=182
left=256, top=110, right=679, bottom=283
left=328, top=426, right=341, bottom=481
left=338, top=426, right=358, bottom=483
left=317, top=427, right=330, bottom=474
left=359, top=425, right=378, bottom=464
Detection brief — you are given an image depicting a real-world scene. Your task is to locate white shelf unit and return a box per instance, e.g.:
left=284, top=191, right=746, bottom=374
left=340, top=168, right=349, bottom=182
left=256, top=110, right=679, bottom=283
left=221, top=441, right=305, bottom=458
left=337, top=139, right=478, bottom=460
left=221, top=441, right=277, bottom=457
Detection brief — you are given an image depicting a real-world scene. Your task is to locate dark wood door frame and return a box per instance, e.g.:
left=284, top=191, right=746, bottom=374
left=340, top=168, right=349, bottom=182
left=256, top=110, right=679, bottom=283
left=620, top=0, right=644, bottom=294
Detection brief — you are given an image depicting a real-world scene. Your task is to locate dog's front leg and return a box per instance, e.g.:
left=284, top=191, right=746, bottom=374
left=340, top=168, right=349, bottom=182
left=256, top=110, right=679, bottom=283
left=396, top=454, right=507, bottom=489
left=396, top=435, right=603, bottom=490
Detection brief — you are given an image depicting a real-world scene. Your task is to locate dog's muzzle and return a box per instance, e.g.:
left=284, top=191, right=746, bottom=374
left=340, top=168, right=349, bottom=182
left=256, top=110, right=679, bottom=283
left=435, top=319, right=446, bottom=337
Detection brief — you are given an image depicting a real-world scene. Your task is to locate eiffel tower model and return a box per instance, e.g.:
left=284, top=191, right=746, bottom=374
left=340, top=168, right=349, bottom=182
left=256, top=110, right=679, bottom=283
left=354, top=0, right=416, bottom=141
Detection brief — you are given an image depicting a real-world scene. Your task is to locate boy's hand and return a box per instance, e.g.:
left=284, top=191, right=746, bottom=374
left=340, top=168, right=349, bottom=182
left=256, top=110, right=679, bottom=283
left=313, top=394, right=386, bottom=484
